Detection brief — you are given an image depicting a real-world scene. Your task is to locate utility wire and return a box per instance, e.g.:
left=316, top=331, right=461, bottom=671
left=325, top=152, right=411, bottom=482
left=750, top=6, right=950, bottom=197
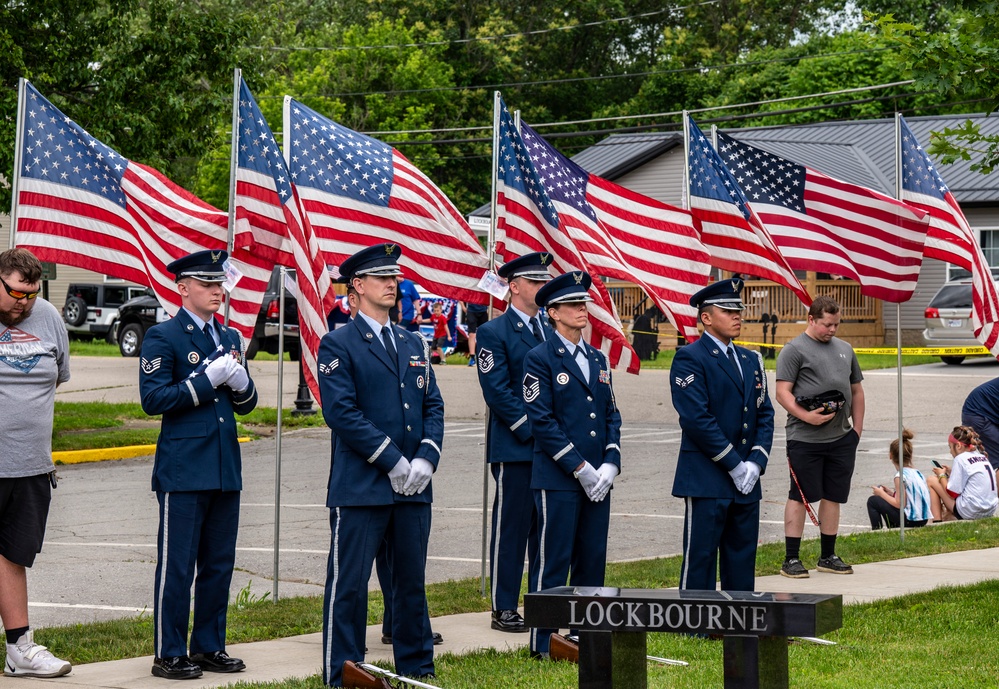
left=249, top=1, right=717, bottom=52
left=267, top=46, right=890, bottom=101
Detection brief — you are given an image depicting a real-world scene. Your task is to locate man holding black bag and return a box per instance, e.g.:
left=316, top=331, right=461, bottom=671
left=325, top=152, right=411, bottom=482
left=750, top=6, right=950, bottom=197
left=775, top=295, right=864, bottom=579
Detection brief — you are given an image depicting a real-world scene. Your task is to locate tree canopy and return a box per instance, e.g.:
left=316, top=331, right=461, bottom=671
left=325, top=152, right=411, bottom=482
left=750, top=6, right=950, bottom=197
left=2, top=0, right=982, bottom=217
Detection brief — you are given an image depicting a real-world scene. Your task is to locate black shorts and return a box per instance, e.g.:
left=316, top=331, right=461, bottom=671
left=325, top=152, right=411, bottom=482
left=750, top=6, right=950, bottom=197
left=0, top=474, right=53, bottom=567
left=465, top=310, right=488, bottom=333
left=786, top=430, right=860, bottom=504
left=432, top=336, right=449, bottom=349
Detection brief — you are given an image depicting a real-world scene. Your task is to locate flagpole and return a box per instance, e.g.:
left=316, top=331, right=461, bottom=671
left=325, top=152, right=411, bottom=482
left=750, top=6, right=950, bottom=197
left=223, top=68, right=241, bottom=328
left=478, top=90, right=502, bottom=598
left=9, top=78, right=27, bottom=249
left=681, top=111, right=690, bottom=214
left=273, top=266, right=287, bottom=602
left=894, top=113, right=906, bottom=542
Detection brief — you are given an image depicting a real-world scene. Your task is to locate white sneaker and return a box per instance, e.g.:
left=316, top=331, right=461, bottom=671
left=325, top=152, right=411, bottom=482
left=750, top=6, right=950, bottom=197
left=4, top=631, right=72, bottom=678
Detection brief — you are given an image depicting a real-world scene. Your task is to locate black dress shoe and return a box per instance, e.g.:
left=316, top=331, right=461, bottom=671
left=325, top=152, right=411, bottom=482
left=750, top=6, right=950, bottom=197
left=381, top=632, right=444, bottom=645
left=491, top=609, right=528, bottom=633
left=189, top=651, right=246, bottom=673
left=151, top=656, right=203, bottom=680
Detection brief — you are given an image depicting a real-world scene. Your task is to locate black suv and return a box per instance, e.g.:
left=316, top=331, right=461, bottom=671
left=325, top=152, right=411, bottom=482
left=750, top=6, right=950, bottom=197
left=249, top=267, right=299, bottom=360
left=113, top=289, right=164, bottom=357
left=113, top=267, right=301, bottom=359
left=63, top=282, right=148, bottom=342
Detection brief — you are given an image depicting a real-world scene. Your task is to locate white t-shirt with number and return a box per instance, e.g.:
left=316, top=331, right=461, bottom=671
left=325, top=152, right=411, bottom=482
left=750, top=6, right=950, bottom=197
left=949, top=451, right=998, bottom=520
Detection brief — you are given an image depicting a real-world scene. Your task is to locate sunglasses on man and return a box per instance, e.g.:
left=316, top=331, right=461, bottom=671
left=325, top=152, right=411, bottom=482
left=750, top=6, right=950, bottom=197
left=0, top=275, right=41, bottom=300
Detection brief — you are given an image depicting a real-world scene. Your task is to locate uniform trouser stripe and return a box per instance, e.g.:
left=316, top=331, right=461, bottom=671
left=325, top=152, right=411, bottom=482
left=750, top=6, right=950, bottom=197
left=323, top=507, right=341, bottom=682
left=490, top=464, right=504, bottom=611
left=155, top=493, right=170, bottom=658
left=681, top=497, right=693, bottom=590
left=529, top=490, right=548, bottom=653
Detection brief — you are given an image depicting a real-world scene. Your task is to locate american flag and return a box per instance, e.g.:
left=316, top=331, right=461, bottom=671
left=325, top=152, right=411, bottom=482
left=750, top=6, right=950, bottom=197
left=12, top=81, right=268, bottom=341
left=233, top=78, right=336, bottom=401
left=900, top=116, right=999, bottom=357
left=686, top=117, right=811, bottom=307
left=494, top=98, right=642, bottom=373
left=716, top=130, right=930, bottom=303
left=510, top=118, right=710, bottom=343
left=283, top=98, right=490, bottom=304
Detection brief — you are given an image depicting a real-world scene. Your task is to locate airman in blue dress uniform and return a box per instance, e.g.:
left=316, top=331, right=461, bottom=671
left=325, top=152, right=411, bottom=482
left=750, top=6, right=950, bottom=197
left=669, top=278, right=774, bottom=593
left=522, top=271, right=622, bottom=658
left=317, top=244, right=444, bottom=687
left=139, top=250, right=258, bottom=680
left=474, top=252, right=553, bottom=633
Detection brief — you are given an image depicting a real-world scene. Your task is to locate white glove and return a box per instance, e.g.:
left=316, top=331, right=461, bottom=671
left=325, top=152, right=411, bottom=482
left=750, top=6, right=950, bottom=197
left=575, top=462, right=600, bottom=498
left=591, top=463, right=619, bottom=502
left=205, top=356, right=230, bottom=388
left=403, top=458, right=435, bottom=495
left=740, top=461, right=761, bottom=494
left=226, top=356, right=250, bottom=393
left=728, top=461, right=749, bottom=492
left=388, top=458, right=411, bottom=494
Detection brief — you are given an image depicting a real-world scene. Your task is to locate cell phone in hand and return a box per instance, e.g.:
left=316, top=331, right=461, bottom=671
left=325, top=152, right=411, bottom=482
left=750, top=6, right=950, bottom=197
left=931, top=460, right=943, bottom=469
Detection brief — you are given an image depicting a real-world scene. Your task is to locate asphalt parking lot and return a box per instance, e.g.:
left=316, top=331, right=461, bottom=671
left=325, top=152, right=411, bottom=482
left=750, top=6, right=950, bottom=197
left=31, top=355, right=999, bottom=628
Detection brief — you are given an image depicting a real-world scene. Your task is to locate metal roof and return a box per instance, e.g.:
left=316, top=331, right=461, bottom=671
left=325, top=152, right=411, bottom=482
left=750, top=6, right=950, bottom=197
left=470, top=113, right=999, bottom=217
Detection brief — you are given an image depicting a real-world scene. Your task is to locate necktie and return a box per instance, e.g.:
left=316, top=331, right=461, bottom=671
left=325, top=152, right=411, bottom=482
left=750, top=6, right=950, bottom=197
left=381, top=326, right=398, bottom=368
left=203, top=322, right=216, bottom=347
left=727, top=346, right=743, bottom=383
left=530, top=317, right=544, bottom=343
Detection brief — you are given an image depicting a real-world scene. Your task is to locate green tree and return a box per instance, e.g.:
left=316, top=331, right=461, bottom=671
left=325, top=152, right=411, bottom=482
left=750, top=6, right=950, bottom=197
left=0, top=0, right=253, bottom=212
left=876, top=3, right=999, bottom=172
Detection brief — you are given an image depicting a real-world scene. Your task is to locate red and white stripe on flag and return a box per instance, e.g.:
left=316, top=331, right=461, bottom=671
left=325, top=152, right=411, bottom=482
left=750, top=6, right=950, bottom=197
left=16, top=162, right=267, bottom=341
left=686, top=117, right=812, bottom=307
left=285, top=98, right=490, bottom=305
left=233, top=80, right=336, bottom=402
left=900, top=117, right=999, bottom=357
left=716, top=130, right=929, bottom=303
left=513, top=119, right=709, bottom=343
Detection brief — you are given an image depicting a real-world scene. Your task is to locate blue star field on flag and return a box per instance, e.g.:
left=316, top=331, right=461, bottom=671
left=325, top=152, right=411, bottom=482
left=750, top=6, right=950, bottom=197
left=900, top=119, right=950, bottom=199
left=686, top=118, right=752, bottom=220
left=236, top=80, right=293, bottom=204
left=497, top=102, right=559, bottom=227
left=518, top=122, right=598, bottom=224
left=716, top=131, right=807, bottom=213
left=20, top=83, right=126, bottom=207
left=285, top=100, right=393, bottom=207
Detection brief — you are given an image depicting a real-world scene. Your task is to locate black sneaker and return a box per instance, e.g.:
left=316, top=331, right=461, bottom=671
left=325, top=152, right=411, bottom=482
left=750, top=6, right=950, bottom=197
left=816, top=554, right=853, bottom=575
left=780, top=558, right=810, bottom=579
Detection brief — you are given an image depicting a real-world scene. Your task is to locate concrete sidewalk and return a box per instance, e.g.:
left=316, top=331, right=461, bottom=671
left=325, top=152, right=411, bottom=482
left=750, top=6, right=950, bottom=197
left=26, top=547, right=999, bottom=689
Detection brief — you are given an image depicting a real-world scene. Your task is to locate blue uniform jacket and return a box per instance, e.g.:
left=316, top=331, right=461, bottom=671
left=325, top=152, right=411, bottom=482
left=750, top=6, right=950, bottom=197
left=523, top=338, right=622, bottom=491
left=475, top=308, right=551, bottom=464
left=140, top=310, right=258, bottom=493
left=669, top=336, right=774, bottom=501
left=318, top=316, right=445, bottom=507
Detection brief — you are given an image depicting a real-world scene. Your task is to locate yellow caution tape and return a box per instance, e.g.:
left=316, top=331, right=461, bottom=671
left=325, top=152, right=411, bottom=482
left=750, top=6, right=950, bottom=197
left=632, top=330, right=992, bottom=357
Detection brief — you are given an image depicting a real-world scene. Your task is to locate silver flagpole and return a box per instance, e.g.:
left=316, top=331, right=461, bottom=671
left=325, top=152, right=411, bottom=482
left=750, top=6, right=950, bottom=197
left=894, top=113, right=906, bottom=542
left=479, top=90, right=502, bottom=598
left=274, top=266, right=287, bottom=601
left=682, top=112, right=692, bottom=215
left=223, top=68, right=241, bottom=329
left=9, top=78, right=27, bottom=249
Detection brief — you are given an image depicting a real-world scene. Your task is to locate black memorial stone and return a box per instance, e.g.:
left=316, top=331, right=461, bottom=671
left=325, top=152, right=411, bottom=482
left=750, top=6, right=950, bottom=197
left=525, top=586, right=842, bottom=689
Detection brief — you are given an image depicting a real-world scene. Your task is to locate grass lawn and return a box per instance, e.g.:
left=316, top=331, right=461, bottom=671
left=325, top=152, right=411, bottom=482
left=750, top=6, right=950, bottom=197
left=51, top=402, right=327, bottom=455
left=19, top=521, right=999, bottom=678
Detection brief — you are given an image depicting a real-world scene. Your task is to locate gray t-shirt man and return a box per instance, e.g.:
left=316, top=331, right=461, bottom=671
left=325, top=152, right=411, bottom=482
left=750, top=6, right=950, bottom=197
left=0, top=299, right=71, bottom=478
left=777, top=332, right=863, bottom=443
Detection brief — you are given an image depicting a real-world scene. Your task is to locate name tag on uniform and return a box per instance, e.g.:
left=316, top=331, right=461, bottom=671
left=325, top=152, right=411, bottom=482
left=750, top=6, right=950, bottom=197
left=598, top=370, right=610, bottom=384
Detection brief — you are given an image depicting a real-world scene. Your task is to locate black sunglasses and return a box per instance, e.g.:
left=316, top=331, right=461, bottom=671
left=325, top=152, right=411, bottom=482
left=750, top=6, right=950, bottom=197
left=0, top=275, right=40, bottom=300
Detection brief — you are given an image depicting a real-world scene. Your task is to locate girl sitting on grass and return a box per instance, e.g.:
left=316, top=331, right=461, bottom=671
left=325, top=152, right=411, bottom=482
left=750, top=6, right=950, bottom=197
left=868, top=428, right=932, bottom=530
left=926, top=425, right=999, bottom=522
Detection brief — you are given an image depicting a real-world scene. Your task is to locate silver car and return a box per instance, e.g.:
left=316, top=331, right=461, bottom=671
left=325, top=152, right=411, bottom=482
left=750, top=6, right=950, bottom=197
left=922, top=278, right=994, bottom=365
